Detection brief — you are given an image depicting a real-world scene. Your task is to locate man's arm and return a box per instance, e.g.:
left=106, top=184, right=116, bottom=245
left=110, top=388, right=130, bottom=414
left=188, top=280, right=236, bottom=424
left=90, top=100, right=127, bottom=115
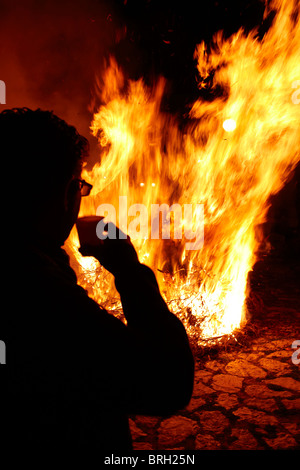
left=114, top=262, right=194, bottom=415
left=78, top=222, right=194, bottom=415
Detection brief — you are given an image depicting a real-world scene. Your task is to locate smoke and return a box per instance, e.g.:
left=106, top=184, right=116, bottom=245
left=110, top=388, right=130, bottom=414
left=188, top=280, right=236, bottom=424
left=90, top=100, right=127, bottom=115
left=0, top=0, right=118, bottom=161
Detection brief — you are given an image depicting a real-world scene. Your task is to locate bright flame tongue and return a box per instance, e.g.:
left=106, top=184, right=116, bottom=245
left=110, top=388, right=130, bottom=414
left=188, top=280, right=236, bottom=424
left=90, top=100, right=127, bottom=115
left=68, top=0, right=300, bottom=343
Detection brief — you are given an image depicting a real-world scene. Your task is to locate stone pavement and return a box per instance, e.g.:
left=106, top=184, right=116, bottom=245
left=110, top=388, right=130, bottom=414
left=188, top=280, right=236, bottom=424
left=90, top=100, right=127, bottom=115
left=129, top=256, right=300, bottom=450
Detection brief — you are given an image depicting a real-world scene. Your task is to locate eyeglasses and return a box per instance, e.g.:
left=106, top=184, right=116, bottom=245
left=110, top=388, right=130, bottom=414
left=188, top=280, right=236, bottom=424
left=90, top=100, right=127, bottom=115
left=75, top=179, right=93, bottom=197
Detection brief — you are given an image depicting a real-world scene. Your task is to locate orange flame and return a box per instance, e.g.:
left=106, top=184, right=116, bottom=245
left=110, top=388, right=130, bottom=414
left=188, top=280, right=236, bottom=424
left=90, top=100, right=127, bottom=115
left=66, top=0, right=300, bottom=343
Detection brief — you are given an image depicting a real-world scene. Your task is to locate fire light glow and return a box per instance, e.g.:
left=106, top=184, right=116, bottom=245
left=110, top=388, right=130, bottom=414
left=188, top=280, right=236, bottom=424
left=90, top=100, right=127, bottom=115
left=223, top=119, right=236, bottom=132
left=66, top=0, right=300, bottom=344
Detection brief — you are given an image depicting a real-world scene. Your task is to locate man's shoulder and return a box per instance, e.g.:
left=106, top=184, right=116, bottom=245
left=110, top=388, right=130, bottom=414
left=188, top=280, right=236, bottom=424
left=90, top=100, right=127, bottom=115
left=7, top=244, right=127, bottom=341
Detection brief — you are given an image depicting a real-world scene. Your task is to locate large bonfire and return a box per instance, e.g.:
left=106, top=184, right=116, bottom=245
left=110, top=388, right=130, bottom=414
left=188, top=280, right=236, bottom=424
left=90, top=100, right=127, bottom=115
left=65, top=0, right=300, bottom=344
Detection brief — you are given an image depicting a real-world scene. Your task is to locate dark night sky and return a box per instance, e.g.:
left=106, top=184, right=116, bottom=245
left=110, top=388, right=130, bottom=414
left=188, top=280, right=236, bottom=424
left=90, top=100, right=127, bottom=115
left=110, top=0, right=268, bottom=111
left=0, top=0, right=271, bottom=149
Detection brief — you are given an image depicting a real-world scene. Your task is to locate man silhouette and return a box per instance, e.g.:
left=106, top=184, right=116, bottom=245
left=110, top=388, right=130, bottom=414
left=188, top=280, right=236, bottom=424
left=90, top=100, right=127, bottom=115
left=1, top=108, right=194, bottom=452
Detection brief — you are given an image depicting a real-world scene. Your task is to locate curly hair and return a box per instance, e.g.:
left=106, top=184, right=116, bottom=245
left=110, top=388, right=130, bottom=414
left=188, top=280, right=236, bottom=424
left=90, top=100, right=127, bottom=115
left=0, top=108, right=89, bottom=210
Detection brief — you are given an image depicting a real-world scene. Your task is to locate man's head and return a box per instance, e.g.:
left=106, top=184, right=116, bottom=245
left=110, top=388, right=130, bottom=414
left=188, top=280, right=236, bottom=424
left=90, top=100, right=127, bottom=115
left=0, top=107, right=90, bottom=246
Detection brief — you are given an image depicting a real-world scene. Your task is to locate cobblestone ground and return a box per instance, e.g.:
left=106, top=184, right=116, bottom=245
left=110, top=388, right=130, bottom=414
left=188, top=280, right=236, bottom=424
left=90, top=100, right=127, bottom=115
left=129, top=256, right=300, bottom=450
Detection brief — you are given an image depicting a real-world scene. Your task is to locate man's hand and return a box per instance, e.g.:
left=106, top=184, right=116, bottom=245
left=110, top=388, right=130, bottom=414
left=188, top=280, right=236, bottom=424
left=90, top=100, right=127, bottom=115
left=77, top=218, right=139, bottom=276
